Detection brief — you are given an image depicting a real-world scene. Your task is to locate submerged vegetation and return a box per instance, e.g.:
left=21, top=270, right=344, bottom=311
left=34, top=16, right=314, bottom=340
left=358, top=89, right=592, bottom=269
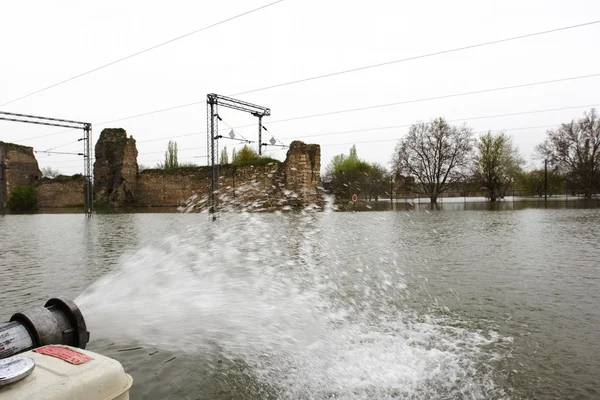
left=8, top=185, right=39, bottom=213
left=324, top=109, right=599, bottom=203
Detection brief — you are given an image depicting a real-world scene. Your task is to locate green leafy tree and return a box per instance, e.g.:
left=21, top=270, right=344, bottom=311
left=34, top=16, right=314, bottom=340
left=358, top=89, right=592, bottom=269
left=232, top=145, right=260, bottom=164
left=393, top=118, right=473, bottom=203
left=365, top=162, right=389, bottom=201
left=349, top=144, right=358, bottom=160
left=220, top=146, right=229, bottom=165
left=536, top=108, right=600, bottom=198
left=324, top=146, right=386, bottom=200
left=473, top=132, right=524, bottom=201
left=164, top=141, right=178, bottom=170
left=8, top=185, right=39, bottom=213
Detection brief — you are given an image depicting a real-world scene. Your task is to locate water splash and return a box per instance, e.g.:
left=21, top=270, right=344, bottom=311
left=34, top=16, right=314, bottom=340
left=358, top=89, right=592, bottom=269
left=76, top=212, right=508, bottom=399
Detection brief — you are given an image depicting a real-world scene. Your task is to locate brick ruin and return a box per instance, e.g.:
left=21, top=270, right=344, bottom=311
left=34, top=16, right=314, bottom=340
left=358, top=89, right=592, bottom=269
left=93, top=128, right=323, bottom=210
left=0, top=141, right=42, bottom=195
left=0, top=129, right=324, bottom=211
left=0, top=141, right=86, bottom=209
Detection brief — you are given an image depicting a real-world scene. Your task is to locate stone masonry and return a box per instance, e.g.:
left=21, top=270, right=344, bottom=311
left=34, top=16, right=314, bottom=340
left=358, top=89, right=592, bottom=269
left=0, top=141, right=42, bottom=198
left=93, top=128, right=138, bottom=207
left=0, top=130, right=324, bottom=210
left=95, top=129, right=323, bottom=210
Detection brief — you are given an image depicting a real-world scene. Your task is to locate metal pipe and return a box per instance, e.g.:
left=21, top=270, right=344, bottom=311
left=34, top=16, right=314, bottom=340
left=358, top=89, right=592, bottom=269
left=0, top=298, right=89, bottom=359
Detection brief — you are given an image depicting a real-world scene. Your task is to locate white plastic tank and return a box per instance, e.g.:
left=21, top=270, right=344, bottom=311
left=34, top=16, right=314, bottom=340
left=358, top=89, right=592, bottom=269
left=0, top=345, right=132, bottom=400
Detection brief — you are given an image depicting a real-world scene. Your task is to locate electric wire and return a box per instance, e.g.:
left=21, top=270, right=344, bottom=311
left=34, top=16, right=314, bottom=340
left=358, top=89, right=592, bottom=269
left=218, top=117, right=252, bottom=143
left=48, top=122, right=564, bottom=170
left=14, top=19, right=599, bottom=139
left=21, top=72, right=596, bottom=145
left=263, top=73, right=600, bottom=126
left=84, top=102, right=600, bottom=145
left=30, top=103, right=596, bottom=167
left=0, top=0, right=286, bottom=107
left=44, top=139, right=83, bottom=151
left=229, top=20, right=600, bottom=98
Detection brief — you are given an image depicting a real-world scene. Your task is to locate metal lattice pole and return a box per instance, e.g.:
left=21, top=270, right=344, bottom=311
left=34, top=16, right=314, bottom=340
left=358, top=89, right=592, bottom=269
left=83, top=124, right=93, bottom=216
left=258, top=115, right=263, bottom=155
left=204, top=94, right=270, bottom=218
left=0, top=111, right=92, bottom=216
left=0, top=147, right=6, bottom=216
left=207, top=95, right=219, bottom=219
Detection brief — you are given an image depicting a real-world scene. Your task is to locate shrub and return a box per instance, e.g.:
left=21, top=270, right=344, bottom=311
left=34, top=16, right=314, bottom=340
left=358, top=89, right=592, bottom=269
left=8, top=185, right=39, bottom=213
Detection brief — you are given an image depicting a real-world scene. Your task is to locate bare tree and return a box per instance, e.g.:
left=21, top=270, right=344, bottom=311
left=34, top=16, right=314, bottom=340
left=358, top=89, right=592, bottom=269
left=536, top=109, right=600, bottom=198
left=41, top=167, right=60, bottom=178
left=393, top=118, right=473, bottom=203
left=473, top=132, right=524, bottom=201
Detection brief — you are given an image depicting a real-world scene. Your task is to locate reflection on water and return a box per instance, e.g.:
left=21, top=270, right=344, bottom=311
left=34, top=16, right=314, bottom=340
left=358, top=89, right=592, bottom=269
left=1, top=206, right=599, bottom=399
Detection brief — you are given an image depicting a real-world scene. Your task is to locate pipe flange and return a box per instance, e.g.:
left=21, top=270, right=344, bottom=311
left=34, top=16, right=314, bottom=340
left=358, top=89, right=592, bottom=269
left=45, top=297, right=89, bottom=349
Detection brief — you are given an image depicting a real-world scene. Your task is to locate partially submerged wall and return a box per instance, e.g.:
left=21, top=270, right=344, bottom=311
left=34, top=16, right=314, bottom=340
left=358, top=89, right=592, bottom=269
left=136, top=167, right=209, bottom=207
left=0, top=141, right=42, bottom=198
left=93, top=130, right=324, bottom=210
left=2, top=130, right=323, bottom=210
left=37, top=176, right=85, bottom=208
left=93, top=128, right=138, bottom=207
left=277, top=141, right=322, bottom=207
left=136, top=160, right=308, bottom=210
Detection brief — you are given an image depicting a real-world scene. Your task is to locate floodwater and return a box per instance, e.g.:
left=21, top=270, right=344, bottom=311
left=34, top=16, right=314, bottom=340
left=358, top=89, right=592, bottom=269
left=0, top=205, right=599, bottom=399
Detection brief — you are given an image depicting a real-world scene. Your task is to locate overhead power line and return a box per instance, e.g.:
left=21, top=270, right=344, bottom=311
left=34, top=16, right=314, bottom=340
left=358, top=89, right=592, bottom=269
left=117, top=94, right=600, bottom=145
left=278, top=103, right=600, bottom=140
left=48, top=122, right=566, bottom=169
left=265, top=73, right=600, bottom=125
left=154, top=102, right=600, bottom=143
left=19, top=19, right=599, bottom=138
left=0, top=0, right=286, bottom=107
left=230, top=20, right=600, bottom=98
left=60, top=20, right=600, bottom=128
left=11, top=22, right=600, bottom=145
left=271, top=124, right=564, bottom=150
left=22, top=101, right=599, bottom=151
left=68, top=71, right=600, bottom=133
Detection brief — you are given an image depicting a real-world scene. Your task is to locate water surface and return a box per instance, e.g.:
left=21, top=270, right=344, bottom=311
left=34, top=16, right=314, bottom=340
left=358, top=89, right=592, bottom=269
left=1, top=207, right=599, bottom=399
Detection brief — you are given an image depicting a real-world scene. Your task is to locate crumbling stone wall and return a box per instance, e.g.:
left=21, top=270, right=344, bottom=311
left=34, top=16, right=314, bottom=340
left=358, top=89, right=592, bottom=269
left=37, top=176, right=85, bottom=208
left=136, top=168, right=210, bottom=207
left=276, top=141, right=322, bottom=207
left=0, top=141, right=42, bottom=198
left=0, top=130, right=323, bottom=210
left=93, top=128, right=138, bottom=206
left=94, top=129, right=323, bottom=209
left=137, top=163, right=283, bottom=209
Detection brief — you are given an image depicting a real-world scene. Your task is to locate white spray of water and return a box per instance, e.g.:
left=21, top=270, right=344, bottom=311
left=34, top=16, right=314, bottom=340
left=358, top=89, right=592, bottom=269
left=76, top=212, right=508, bottom=399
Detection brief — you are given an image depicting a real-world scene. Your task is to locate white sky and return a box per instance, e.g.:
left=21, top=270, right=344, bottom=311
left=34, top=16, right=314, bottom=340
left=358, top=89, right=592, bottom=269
left=1, top=0, right=599, bottom=175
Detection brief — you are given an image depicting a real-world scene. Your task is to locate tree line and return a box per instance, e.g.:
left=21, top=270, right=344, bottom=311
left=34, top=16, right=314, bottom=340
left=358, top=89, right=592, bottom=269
left=324, top=108, right=600, bottom=203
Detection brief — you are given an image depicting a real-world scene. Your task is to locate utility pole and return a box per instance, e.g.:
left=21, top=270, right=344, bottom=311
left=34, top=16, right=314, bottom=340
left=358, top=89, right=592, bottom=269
left=544, top=158, right=548, bottom=207
left=206, top=94, right=270, bottom=218
left=0, top=111, right=93, bottom=216
left=0, top=147, right=6, bottom=216
left=257, top=115, right=263, bottom=155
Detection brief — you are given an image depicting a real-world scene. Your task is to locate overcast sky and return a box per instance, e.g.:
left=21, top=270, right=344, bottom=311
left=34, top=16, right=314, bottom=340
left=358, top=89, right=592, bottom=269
left=1, top=0, right=599, bottom=175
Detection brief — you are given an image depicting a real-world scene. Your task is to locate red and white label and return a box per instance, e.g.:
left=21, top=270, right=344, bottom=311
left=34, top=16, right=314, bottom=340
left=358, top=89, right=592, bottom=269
left=34, top=345, right=93, bottom=365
